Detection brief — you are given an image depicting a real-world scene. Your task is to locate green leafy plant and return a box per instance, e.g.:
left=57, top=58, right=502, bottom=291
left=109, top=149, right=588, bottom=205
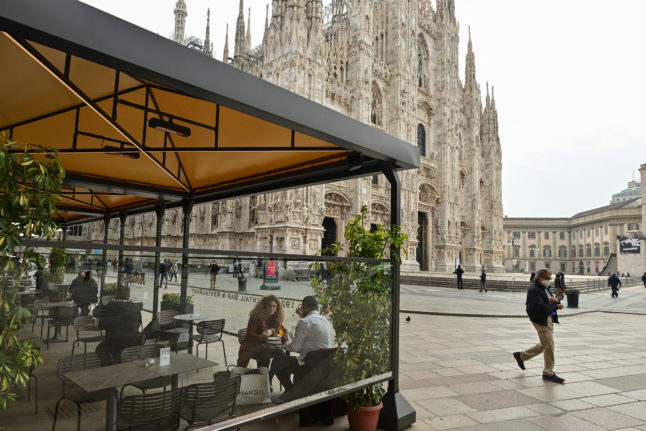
left=47, top=247, right=67, bottom=284
left=104, top=282, right=118, bottom=294
left=162, top=293, right=193, bottom=304
left=0, top=133, right=64, bottom=410
left=312, top=206, right=407, bottom=410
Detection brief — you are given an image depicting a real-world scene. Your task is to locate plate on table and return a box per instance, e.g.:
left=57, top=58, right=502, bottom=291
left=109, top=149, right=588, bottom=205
left=266, top=336, right=281, bottom=345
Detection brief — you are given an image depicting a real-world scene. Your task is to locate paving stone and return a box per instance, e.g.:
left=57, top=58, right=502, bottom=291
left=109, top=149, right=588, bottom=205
left=598, top=375, right=646, bottom=392
left=466, top=406, right=539, bottom=423
left=529, top=413, right=606, bottom=431
left=525, top=402, right=565, bottom=416
left=457, top=390, right=542, bottom=411
left=449, top=381, right=503, bottom=396
left=416, top=397, right=477, bottom=416
left=583, top=394, right=636, bottom=407
left=610, top=402, right=646, bottom=421
left=566, top=381, right=620, bottom=397
left=517, top=385, right=583, bottom=402
left=424, top=414, right=479, bottom=430
left=402, top=386, right=460, bottom=401
left=621, top=389, right=646, bottom=401
left=570, top=407, right=645, bottom=429
left=460, top=418, right=546, bottom=431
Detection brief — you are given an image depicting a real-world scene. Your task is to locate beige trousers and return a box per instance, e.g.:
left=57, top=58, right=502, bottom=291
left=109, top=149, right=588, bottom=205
left=520, top=316, right=554, bottom=376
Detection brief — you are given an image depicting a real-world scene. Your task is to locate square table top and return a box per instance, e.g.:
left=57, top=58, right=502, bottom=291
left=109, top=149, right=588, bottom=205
left=174, top=313, right=209, bottom=322
left=64, top=354, right=216, bottom=392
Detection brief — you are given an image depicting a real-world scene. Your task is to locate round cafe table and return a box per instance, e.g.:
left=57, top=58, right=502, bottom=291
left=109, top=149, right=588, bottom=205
left=173, top=313, right=208, bottom=354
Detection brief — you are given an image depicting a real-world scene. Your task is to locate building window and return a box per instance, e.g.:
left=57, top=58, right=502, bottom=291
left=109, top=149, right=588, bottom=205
left=514, top=247, right=520, bottom=257
left=603, top=243, right=609, bottom=256
left=530, top=262, right=536, bottom=272
left=588, top=229, right=591, bottom=237
left=595, top=227, right=599, bottom=236
left=560, top=263, right=566, bottom=272
left=528, top=232, right=536, bottom=239
left=417, top=124, right=426, bottom=157
left=579, top=246, right=584, bottom=257
left=604, top=225, right=608, bottom=234
left=544, top=232, right=549, bottom=240
left=370, top=84, right=383, bottom=127
left=586, top=245, right=592, bottom=257
left=571, top=247, right=576, bottom=257
left=372, top=175, right=379, bottom=185
left=543, top=247, right=551, bottom=258
left=529, top=246, right=536, bottom=257
left=559, top=232, right=565, bottom=240
left=573, top=231, right=576, bottom=239
left=594, top=244, right=600, bottom=257
left=545, top=262, right=551, bottom=269
left=512, top=231, right=520, bottom=238
left=627, top=223, right=640, bottom=231
left=68, top=225, right=83, bottom=237
left=558, top=247, right=567, bottom=258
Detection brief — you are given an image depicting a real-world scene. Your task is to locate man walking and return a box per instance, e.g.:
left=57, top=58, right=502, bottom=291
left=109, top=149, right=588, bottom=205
left=479, top=267, right=487, bottom=292
left=513, top=269, right=565, bottom=384
left=608, top=273, right=621, bottom=298
left=641, top=272, right=646, bottom=288
left=159, top=259, right=169, bottom=289
left=453, top=264, right=464, bottom=290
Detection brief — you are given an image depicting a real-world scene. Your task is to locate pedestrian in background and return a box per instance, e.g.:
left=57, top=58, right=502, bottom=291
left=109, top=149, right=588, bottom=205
left=479, top=267, right=487, bottom=292
left=159, top=259, right=169, bottom=289
left=641, top=272, right=646, bottom=288
left=513, top=269, right=565, bottom=384
left=453, top=264, right=464, bottom=290
left=209, top=260, right=220, bottom=289
left=170, top=261, right=178, bottom=282
left=608, top=273, right=621, bottom=298
left=554, top=272, right=566, bottom=303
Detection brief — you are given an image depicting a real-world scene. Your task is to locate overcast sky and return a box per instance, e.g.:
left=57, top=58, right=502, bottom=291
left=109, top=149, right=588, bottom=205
left=81, top=0, right=646, bottom=218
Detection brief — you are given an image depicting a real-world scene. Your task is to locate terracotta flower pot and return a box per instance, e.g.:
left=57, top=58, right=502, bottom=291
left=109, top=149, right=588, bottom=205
left=346, top=402, right=383, bottom=431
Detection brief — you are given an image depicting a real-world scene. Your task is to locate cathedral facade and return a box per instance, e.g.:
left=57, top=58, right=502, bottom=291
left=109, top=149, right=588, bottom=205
left=84, top=0, right=504, bottom=273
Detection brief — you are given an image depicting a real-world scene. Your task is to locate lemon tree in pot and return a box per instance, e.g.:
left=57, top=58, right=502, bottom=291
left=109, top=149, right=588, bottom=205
left=0, top=133, right=65, bottom=410
left=312, top=206, right=407, bottom=431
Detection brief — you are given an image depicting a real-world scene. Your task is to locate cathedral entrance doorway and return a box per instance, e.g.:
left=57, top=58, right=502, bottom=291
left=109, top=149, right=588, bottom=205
left=322, top=217, right=337, bottom=255
left=417, top=212, right=429, bottom=271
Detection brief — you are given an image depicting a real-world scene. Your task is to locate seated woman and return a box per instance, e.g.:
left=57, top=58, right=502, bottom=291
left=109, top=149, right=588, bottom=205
left=237, top=294, right=288, bottom=368
left=94, top=285, right=141, bottom=363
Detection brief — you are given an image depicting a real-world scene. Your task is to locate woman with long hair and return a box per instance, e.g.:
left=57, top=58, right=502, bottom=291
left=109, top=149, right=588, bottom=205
left=237, top=294, right=288, bottom=367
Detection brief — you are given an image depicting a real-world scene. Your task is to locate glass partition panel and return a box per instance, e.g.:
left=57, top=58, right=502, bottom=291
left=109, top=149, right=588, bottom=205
left=9, top=244, right=393, bottom=428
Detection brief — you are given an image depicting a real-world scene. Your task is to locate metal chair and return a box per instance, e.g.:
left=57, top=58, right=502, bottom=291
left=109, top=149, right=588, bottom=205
left=52, top=352, right=115, bottom=431
left=157, top=310, right=189, bottom=353
left=45, top=306, right=78, bottom=350
left=237, top=328, right=247, bottom=345
left=192, top=319, right=227, bottom=365
left=116, top=387, right=184, bottom=431
left=181, top=372, right=241, bottom=430
left=31, top=299, right=52, bottom=339
left=118, top=344, right=171, bottom=398
left=71, top=316, right=104, bottom=354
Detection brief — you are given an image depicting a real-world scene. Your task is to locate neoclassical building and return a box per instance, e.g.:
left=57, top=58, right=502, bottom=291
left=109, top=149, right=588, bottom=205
left=503, top=176, right=644, bottom=275
left=78, top=0, right=504, bottom=273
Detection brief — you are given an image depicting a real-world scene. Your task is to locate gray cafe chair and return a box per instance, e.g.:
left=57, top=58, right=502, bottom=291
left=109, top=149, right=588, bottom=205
left=116, top=386, right=184, bottom=431
left=192, top=319, right=227, bottom=365
left=52, top=352, right=115, bottom=431
left=181, top=372, right=241, bottom=430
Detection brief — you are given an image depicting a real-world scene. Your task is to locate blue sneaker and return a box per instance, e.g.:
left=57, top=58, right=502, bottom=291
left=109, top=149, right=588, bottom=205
left=542, top=374, right=565, bottom=384
left=513, top=352, right=525, bottom=370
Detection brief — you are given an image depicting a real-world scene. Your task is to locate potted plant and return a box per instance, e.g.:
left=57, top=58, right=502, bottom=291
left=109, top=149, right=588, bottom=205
left=161, top=293, right=193, bottom=314
left=312, top=206, right=407, bottom=431
left=0, top=133, right=65, bottom=411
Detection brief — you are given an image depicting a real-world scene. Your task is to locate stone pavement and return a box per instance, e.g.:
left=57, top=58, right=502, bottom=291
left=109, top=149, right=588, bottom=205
left=4, top=276, right=646, bottom=430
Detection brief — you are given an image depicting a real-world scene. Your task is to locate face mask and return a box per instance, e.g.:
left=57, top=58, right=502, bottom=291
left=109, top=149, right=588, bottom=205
left=540, top=279, right=550, bottom=288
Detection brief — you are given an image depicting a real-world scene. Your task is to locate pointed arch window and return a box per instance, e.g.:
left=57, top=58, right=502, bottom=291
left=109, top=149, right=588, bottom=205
left=417, top=124, right=426, bottom=157
left=417, top=45, right=423, bottom=87
left=370, top=84, right=383, bottom=127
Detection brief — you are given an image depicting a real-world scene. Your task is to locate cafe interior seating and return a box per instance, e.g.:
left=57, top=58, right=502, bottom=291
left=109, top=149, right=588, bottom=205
left=192, top=319, right=227, bottom=365
left=180, top=371, right=241, bottom=430
left=71, top=316, right=104, bottom=355
left=31, top=299, right=52, bottom=339
left=52, top=352, right=116, bottom=431
left=45, top=306, right=79, bottom=350
left=118, top=344, right=171, bottom=398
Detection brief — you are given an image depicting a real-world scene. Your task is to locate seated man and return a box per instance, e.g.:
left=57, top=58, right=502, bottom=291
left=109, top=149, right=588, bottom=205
left=70, top=270, right=98, bottom=316
left=94, top=285, right=141, bottom=363
left=270, top=296, right=331, bottom=401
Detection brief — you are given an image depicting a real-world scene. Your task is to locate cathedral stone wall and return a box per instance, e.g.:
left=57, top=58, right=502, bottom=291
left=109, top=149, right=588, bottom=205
left=82, top=0, right=504, bottom=274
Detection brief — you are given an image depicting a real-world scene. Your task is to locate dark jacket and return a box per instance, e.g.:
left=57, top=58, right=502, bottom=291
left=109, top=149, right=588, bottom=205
left=95, top=299, right=141, bottom=340
left=608, top=274, right=621, bottom=289
left=526, top=282, right=559, bottom=326
left=480, top=271, right=486, bottom=282
left=70, top=277, right=98, bottom=305
left=454, top=267, right=464, bottom=278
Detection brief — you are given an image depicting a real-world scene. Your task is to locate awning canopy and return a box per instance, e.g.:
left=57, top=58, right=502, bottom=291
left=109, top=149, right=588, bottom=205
left=0, top=0, right=419, bottom=223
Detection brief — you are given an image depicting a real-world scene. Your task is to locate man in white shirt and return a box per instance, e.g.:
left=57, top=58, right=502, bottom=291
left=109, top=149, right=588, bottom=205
left=271, top=296, right=331, bottom=394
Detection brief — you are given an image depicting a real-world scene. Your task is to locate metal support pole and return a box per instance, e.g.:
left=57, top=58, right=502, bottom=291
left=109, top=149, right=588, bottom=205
left=100, top=214, right=110, bottom=296
left=180, top=200, right=193, bottom=315
left=152, top=204, right=165, bottom=320
left=118, top=213, right=127, bottom=288
left=379, top=163, right=416, bottom=430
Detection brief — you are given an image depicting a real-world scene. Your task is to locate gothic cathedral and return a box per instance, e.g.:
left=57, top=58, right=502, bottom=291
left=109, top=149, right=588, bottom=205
left=114, top=0, right=504, bottom=273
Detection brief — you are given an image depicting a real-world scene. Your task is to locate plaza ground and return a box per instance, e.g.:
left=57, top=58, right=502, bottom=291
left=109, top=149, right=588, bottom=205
left=3, top=278, right=646, bottom=430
